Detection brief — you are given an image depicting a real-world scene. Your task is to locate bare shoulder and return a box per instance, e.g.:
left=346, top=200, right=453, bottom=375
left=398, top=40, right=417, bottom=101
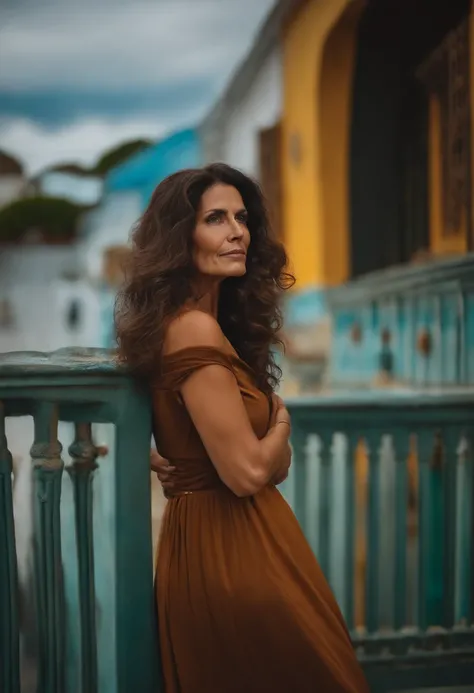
left=163, top=310, right=227, bottom=355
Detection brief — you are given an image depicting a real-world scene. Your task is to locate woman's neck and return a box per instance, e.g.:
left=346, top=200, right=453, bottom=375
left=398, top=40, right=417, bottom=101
left=189, top=278, right=221, bottom=318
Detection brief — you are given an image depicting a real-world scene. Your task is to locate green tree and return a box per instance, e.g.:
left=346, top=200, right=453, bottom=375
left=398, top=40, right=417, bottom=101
left=93, top=139, right=152, bottom=175
left=0, top=196, right=84, bottom=243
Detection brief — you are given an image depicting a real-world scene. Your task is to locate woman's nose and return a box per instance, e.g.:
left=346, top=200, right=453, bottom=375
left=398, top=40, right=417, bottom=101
left=229, top=219, right=244, bottom=238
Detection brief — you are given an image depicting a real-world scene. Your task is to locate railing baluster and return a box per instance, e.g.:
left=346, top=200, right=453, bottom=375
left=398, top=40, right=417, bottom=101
left=456, top=434, right=471, bottom=624
left=31, top=402, right=65, bottom=693
left=318, top=432, right=332, bottom=577
left=304, top=435, right=319, bottom=555
left=68, top=423, right=98, bottom=693
left=442, top=429, right=460, bottom=629
left=291, top=417, right=308, bottom=534
left=417, top=430, right=443, bottom=628
left=470, top=438, right=474, bottom=628
left=365, top=433, right=381, bottom=634
left=0, top=402, right=20, bottom=693
left=393, top=430, right=409, bottom=630
left=417, top=430, right=431, bottom=630
left=344, top=433, right=358, bottom=631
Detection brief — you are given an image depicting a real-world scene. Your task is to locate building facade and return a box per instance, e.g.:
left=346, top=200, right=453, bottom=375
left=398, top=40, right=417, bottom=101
left=280, top=0, right=474, bottom=388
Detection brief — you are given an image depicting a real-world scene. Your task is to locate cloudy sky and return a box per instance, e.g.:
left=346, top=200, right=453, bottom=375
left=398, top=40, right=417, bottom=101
left=0, top=0, right=275, bottom=174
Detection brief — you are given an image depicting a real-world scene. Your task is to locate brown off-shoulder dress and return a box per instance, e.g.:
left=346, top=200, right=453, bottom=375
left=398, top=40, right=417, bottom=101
left=152, top=345, right=369, bottom=693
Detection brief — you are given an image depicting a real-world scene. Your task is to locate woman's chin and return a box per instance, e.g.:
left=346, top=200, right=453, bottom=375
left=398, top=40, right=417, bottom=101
left=225, top=266, right=246, bottom=278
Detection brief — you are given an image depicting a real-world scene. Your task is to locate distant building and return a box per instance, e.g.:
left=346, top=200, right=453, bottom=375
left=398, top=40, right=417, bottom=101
left=0, top=150, right=26, bottom=209
left=281, top=0, right=474, bottom=390
left=200, top=0, right=323, bottom=392
left=200, top=2, right=297, bottom=243
left=79, top=127, right=201, bottom=347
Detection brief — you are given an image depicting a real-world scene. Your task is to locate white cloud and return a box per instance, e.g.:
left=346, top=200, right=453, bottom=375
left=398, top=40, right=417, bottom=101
left=0, top=0, right=277, bottom=172
left=0, top=0, right=276, bottom=91
left=0, top=117, right=168, bottom=174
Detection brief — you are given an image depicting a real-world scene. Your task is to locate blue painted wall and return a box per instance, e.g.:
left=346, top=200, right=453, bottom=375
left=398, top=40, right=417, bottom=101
left=284, top=287, right=327, bottom=328
left=105, top=128, right=201, bottom=211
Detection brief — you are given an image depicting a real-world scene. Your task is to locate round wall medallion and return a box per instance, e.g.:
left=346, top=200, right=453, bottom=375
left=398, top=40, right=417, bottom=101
left=350, top=322, right=362, bottom=344
left=417, top=329, right=432, bottom=357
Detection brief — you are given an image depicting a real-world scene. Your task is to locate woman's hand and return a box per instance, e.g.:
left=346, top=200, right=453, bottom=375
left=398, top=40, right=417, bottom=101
left=270, top=397, right=292, bottom=484
left=273, top=395, right=291, bottom=432
left=150, top=449, right=175, bottom=493
left=270, top=393, right=287, bottom=427
left=272, top=466, right=290, bottom=486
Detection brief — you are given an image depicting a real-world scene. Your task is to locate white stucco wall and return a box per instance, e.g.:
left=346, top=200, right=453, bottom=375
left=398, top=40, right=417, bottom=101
left=39, top=171, right=103, bottom=206
left=0, top=246, right=101, bottom=354
left=79, top=190, right=141, bottom=281
left=205, top=47, right=282, bottom=178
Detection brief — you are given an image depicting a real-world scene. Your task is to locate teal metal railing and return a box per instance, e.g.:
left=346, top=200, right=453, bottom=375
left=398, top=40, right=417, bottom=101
left=2, top=349, right=474, bottom=692
left=284, top=391, right=474, bottom=690
left=0, top=349, right=159, bottom=693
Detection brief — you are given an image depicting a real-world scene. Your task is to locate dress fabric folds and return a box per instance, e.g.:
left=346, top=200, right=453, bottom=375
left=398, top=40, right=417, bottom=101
left=152, top=346, right=369, bottom=693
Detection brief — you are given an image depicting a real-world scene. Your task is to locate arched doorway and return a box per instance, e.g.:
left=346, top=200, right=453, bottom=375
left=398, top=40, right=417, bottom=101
left=349, top=0, right=471, bottom=278
left=319, top=0, right=365, bottom=286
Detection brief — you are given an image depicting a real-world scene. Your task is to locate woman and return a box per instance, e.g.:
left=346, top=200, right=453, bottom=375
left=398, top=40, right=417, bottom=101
left=115, top=163, right=368, bottom=693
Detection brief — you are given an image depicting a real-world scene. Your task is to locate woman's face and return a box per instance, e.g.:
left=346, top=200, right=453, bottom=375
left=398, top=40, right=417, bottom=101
left=193, top=183, right=250, bottom=279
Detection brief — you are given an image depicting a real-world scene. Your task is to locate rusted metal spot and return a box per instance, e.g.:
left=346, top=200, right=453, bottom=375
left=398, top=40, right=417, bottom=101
left=417, top=329, right=432, bottom=357
left=351, top=322, right=362, bottom=344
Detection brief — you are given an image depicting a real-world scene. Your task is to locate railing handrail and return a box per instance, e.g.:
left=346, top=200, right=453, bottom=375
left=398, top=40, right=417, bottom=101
left=0, top=347, right=120, bottom=376
left=0, top=347, right=159, bottom=693
left=285, top=389, right=474, bottom=410
left=327, top=252, right=474, bottom=307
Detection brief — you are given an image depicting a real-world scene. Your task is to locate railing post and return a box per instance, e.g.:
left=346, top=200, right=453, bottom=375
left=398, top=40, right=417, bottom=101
left=67, top=422, right=99, bottom=693
left=113, top=383, right=160, bottom=693
left=0, top=401, right=20, bottom=693
left=31, top=402, right=66, bottom=693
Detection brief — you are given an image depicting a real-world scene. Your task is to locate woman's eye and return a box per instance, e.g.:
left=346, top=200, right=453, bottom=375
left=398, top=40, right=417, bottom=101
left=237, top=214, right=248, bottom=225
left=206, top=213, right=221, bottom=224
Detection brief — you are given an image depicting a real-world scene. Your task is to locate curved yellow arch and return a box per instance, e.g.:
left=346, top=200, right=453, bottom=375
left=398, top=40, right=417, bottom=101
left=282, top=0, right=364, bottom=288
left=319, top=1, right=365, bottom=285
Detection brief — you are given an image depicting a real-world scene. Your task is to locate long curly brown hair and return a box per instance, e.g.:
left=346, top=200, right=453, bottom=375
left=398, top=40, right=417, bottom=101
left=115, top=163, right=295, bottom=395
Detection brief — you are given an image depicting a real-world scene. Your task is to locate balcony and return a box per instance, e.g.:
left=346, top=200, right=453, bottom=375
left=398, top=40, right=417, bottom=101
left=328, top=254, right=474, bottom=388
left=1, top=349, right=474, bottom=692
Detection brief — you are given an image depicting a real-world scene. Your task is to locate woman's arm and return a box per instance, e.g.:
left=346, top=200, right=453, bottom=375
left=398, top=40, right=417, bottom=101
left=164, top=311, right=292, bottom=497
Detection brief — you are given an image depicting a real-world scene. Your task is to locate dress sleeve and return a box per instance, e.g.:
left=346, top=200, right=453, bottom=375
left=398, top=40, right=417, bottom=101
left=156, top=346, right=236, bottom=390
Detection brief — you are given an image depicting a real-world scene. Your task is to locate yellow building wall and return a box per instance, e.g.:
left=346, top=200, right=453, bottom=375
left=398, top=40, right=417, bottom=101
left=281, top=0, right=365, bottom=290
left=283, top=0, right=474, bottom=291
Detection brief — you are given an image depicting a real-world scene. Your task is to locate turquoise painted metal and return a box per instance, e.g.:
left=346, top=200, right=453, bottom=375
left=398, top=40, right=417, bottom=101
left=285, top=391, right=474, bottom=691
left=31, top=401, right=66, bottom=692
left=0, top=348, right=160, bottom=693
left=328, top=254, right=474, bottom=387
left=0, top=401, right=20, bottom=693
left=2, top=347, right=474, bottom=691
left=67, top=423, right=99, bottom=693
